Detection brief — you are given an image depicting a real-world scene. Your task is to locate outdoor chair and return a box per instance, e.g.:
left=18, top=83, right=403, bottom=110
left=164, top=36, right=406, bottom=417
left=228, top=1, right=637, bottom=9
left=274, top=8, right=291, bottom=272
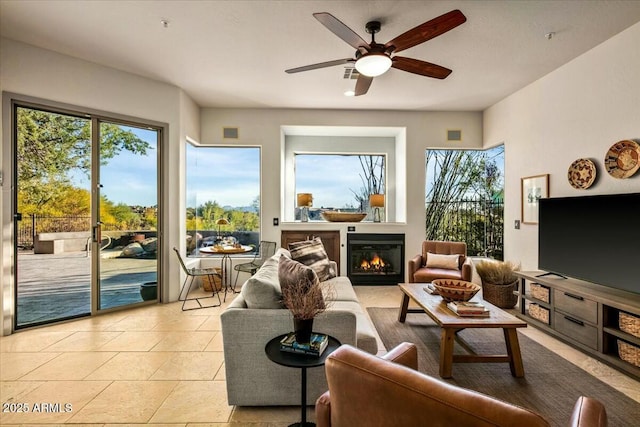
left=173, top=247, right=222, bottom=311
left=233, top=240, right=277, bottom=290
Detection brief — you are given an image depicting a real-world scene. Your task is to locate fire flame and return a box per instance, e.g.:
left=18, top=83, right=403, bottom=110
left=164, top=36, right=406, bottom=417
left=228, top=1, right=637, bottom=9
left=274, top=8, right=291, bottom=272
left=360, top=254, right=386, bottom=270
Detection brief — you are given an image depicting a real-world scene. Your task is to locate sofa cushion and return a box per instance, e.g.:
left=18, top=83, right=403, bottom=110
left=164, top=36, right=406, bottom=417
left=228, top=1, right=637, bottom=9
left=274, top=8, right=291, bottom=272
left=425, top=252, right=460, bottom=270
left=328, top=301, right=378, bottom=354
left=278, top=255, right=324, bottom=311
left=322, top=276, right=359, bottom=303
left=288, top=237, right=336, bottom=282
left=240, top=255, right=283, bottom=309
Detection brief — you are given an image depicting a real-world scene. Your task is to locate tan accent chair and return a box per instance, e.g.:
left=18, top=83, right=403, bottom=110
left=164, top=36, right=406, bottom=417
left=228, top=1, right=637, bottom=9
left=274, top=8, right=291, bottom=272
left=315, top=343, right=607, bottom=427
left=408, top=240, right=472, bottom=283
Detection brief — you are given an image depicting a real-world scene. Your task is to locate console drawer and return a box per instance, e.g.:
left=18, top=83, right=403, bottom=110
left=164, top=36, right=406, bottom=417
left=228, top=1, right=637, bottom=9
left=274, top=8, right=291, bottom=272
left=555, top=311, right=598, bottom=350
left=554, top=290, right=597, bottom=324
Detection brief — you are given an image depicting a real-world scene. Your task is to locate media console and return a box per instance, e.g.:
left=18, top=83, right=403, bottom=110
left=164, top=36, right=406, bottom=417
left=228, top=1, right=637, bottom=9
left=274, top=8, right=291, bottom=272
left=515, top=271, right=640, bottom=380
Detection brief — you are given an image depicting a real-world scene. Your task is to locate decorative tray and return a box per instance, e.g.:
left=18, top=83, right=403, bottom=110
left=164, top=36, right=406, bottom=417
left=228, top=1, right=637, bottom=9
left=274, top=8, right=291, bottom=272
left=567, top=158, right=596, bottom=189
left=321, top=211, right=367, bottom=222
left=605, top=139, right=640, bottom=179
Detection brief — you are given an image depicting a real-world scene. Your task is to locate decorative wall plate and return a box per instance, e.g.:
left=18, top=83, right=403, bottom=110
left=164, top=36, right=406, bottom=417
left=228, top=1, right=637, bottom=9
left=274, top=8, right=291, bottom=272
left=567, top=158, right=596, bottom=189
left=605, top=140, right=640, bottom=179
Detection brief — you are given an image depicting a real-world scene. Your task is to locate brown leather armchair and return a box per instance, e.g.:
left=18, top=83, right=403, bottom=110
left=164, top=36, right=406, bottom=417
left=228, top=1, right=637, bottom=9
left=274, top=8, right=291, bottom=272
left=408, top=240, right=472, bottom=283
left=315, top=343, right=607, bottom=427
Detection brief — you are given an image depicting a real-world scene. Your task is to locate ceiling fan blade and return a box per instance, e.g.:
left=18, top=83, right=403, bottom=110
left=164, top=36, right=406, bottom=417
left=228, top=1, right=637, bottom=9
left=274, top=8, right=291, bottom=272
left=391, top=57, right=452, bottom=79
left=354, top=74, right=373, bottom=96
left=286, top=58, right=354, bottom=74
left=313, top=12, right=370, bottom=51
left=385, top=9, right=466, bottom=54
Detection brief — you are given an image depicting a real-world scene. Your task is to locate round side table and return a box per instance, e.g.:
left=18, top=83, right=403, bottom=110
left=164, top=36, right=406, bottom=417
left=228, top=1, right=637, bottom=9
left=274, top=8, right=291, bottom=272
left=265, top=334, right=341, bottom=427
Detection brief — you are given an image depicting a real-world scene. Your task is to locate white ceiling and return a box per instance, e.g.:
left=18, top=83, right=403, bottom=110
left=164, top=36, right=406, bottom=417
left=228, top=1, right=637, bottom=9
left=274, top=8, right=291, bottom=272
left=2, top=0, right=640, bottom=111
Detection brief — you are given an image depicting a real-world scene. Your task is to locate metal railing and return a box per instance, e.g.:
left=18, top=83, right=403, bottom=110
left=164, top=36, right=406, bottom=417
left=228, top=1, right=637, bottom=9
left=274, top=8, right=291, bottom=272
left=17, top=215, right=91, bottom=249
left=426, top=198, right=504, bottom=260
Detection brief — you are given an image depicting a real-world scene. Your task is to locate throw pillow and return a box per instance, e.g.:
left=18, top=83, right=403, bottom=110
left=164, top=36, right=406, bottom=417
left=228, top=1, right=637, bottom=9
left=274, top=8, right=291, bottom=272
left=240, top=255, right=283, bottom=309
left=278, top=255, right=324, bottom=310
left=288, top=237, right=336, bottom=282
left=425, top=252, right=460, bottom=270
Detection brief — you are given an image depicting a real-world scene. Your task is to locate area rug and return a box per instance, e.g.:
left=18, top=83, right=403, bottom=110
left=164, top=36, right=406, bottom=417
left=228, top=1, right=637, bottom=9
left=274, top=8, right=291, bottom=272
left=367, top=307, right=640, bottom=427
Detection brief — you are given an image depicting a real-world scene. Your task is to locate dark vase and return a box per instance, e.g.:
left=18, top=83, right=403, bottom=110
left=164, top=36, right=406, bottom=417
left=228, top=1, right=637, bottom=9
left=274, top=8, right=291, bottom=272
left=140, top=281, right=157, bottom=301
left=293, top=317, right=314, bottom=344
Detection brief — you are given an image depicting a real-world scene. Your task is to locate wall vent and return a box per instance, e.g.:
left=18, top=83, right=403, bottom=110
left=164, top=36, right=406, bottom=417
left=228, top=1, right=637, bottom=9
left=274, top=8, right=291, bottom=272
left=343, top=67, right=360, bottom=80
left=447, top=129, right=462, bottom=142
left=223, top=127, right=239, bottom=139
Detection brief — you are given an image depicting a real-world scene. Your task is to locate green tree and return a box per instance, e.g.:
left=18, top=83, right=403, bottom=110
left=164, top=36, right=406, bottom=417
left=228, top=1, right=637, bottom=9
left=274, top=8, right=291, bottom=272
left=17, top=107, right=150, bottom=217
left=425, top=147, right=504, bottom=258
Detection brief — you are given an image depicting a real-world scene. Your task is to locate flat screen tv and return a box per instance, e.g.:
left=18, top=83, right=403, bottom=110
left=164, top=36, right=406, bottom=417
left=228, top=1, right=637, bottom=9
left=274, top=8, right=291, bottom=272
left=538, top=192, right=640, bottom=295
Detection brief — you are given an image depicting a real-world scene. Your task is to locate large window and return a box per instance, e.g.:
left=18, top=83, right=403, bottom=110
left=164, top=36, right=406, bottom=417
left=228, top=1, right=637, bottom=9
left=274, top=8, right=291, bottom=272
left=294, top=154, right=385, bottom=221
left=186, top=145, right=260, bottom=256
left=425, top=145, right=505, bottom=259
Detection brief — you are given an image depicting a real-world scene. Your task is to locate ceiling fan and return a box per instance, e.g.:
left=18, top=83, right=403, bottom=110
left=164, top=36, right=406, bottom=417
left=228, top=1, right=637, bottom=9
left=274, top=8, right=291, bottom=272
left=286, top=9, right=467, bottom=96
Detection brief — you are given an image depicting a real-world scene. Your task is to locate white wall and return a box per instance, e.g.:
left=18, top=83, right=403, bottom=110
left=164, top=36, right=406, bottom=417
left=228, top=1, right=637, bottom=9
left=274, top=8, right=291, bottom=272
left=0, top=38, right=198, bottom=334
left=199, top=108, right=483, bottom=274
left=484, top=22, right=640, bottom=271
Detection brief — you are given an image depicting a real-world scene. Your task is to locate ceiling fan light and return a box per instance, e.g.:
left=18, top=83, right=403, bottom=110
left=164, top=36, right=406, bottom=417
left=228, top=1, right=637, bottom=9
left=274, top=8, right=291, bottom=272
left=355, top=53, right=392, bottom=77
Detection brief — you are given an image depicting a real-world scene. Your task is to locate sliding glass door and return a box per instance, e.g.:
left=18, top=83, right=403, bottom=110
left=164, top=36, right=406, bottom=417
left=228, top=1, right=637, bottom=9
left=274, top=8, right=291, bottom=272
left=14, top=104, right=161, bottom=328
left=97, top=121, right=158, bottom=310
left=14, top=106, right=93, bottom=326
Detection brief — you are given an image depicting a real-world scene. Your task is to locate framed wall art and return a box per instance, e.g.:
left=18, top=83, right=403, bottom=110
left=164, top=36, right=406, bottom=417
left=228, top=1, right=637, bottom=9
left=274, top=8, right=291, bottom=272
left=521, top=174, right=549, bottom=224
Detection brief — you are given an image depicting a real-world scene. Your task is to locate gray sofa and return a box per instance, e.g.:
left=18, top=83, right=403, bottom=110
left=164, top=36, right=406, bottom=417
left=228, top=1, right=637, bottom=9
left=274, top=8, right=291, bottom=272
left=221, top=248, right=378, bottom=406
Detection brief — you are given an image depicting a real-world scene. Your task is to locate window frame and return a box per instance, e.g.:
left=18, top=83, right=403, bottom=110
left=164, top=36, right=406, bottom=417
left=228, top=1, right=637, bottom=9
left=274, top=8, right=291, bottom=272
left=283, top=134, right=397, bottom=222
left=185, top=143, right=262, bottom=257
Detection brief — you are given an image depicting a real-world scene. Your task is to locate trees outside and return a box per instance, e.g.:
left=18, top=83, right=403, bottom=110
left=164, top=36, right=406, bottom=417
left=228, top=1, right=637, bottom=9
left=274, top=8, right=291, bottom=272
left=16, top=106, right=156, bottom=241
left=425, top=145, right=504, bottom=259
left=350, top=155, right=385, bottom=212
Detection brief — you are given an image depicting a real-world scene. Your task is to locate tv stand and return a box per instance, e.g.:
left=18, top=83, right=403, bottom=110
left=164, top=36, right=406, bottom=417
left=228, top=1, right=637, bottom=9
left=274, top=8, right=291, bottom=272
left=535, top=271, right=567, bottom=279
left=515, top=271, right=640, bottom=380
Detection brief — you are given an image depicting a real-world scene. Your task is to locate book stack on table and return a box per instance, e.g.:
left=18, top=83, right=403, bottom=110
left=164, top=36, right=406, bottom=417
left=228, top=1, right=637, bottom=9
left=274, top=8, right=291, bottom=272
left=446, top=301, right=490, bottom=317
left=279, top=332, right=329, bottom=356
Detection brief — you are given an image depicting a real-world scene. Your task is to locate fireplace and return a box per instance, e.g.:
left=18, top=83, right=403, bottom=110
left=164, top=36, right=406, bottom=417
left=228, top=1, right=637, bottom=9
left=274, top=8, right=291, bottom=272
left=347, top=233, right=405, bottom=285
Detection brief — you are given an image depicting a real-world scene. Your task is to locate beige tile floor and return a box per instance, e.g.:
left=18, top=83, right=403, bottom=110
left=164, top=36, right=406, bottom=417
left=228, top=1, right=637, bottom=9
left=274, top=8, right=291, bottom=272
left=1, top=286, right=639, bottom=426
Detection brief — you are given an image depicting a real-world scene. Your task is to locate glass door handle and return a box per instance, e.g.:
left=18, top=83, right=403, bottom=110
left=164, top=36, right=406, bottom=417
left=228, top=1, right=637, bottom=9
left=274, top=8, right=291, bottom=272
left=92, top=223, right=102, bottom=243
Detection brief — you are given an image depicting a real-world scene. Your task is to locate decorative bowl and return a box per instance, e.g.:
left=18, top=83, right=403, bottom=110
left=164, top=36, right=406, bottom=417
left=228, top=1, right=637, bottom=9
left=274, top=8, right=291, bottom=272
left=432, top=279, right=481, bottom=302
left=321, top=211, right=367, bottom=222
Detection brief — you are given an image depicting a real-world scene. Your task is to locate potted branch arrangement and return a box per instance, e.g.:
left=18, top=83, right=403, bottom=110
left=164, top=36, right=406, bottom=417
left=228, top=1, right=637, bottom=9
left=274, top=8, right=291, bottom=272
left=281, top=279, right=332, bottom=344
left=475, top=260, right=521, bottom=309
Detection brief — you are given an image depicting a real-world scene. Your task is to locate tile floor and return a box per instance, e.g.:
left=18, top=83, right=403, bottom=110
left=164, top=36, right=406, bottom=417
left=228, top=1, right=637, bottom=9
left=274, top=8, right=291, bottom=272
left=1, top=286, right=639, bottom=426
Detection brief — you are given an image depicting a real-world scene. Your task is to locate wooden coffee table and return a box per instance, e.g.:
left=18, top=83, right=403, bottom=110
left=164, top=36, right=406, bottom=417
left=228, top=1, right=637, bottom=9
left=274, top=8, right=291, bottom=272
left=398, top=283, right=527, bottom=378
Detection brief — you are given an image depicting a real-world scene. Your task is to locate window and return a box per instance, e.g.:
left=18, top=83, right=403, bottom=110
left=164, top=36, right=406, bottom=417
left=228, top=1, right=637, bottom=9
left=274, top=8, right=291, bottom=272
left=186, top=145, right=260, bottom=256
left=294, top=154, right=385, bottom=221
left=425, top=145, right=505, bottom=259
left=283, top=131, right=401, bottom=222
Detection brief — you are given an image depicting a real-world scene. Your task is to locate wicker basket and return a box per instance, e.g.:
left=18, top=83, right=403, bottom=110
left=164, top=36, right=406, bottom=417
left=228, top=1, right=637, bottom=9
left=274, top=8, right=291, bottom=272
left=528, top=303, right=550, bottom=325
left=201, top=268, right=223, bottom=292
left=618, top=340, right=640, bottom=368
left=530, top=283, right=550, bottom=303
left=481, top=279, right=518, bottom=308
left=619, top=311, right=640, bottom=339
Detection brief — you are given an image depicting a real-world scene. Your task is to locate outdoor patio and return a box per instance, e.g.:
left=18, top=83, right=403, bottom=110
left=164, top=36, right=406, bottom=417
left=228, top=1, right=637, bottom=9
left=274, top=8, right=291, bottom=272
left=16, top=250, right=157, bottom=326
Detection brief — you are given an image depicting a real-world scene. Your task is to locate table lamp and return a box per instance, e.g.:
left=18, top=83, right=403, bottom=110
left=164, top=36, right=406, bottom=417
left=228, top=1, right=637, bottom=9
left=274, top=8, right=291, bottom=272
left=216, top=217, right=229, bottom=239
left=370, top=194, right=384, bottom=222
left=297, top=193, right=313, bottom=222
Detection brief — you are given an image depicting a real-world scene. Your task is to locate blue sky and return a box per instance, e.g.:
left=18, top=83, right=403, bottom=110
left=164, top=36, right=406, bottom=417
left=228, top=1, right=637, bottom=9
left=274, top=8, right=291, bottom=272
left=295, top=154, right=383, bottom=209
left=186, top=145, right=260, bottom=208
left=71, top=126, right=159, bottom=207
